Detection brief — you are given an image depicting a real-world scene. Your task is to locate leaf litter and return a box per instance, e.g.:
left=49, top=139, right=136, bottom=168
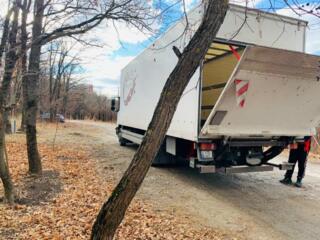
left=0, top=124, right=238, bottom=240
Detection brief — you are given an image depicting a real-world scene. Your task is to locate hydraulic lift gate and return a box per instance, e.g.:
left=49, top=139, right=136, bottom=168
left=201, top=46, right=320, bottom=138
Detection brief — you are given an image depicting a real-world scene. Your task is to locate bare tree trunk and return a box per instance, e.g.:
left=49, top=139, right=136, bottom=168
left=20, top=110, right=25, bottom=131
left=0, top=0, right=21, bottom=204
left=0, top=112, right=14, bottom=203
left=20, top=0, right=32, bottom=132
left=25, top=0, right=44, bottom=174
left=91, top=1, right=229, bottom=239
left=0, top=7, right=13, bottom=62
left=48, top=43, right=55, bottom=122
left=62, top=73, right=71, bottom=116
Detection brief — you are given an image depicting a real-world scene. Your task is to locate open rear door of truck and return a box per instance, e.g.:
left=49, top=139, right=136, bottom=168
left=200, top=46, right=320, bottom=138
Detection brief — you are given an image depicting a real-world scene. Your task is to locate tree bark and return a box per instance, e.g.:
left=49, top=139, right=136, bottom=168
left=0, top=7, right=13, bottom=63
left=62, top=71, right=71, bottom=116
left=90, top=1, right=229, bottom=239
left=25, top=0, right=44, bottom=174
left=20, top=0, right=32, bottom=132
left=0, top=112, right=14, bottom=203
left=0, top=0, right=21, bottom=204
left=20, top=110, right=26, bottom=131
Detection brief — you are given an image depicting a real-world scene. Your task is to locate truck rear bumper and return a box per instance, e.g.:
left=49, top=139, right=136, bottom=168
left=191, top=158, right=294, bottom=174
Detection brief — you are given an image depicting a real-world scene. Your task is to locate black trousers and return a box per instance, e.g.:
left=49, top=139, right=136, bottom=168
left=285, top=144, right=308, bottom=180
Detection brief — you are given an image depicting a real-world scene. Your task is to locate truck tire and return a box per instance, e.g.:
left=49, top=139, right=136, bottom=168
left=118, top=137, right=128, bottom=146
left=152, top=144, right=176, bottom=166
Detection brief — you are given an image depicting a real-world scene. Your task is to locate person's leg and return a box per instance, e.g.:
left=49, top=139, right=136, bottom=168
left=295, top=149, right=309, bottom=187
left=281, top=149, right=298, bottom=184
left=285, top=149, right=298, bottom=179
left=297, top=152, right=308, bottom=179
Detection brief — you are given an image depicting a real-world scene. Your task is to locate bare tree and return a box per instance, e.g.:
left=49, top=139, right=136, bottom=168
left=19, top=0, right=32, bottom=131
left=25, top=0, right=45, bottom=174
left=90, top=0, right=229, bottom=239
left=38, top=39, right=81, bottom=120
left=23, top=0, right=161, bottom=174
left=0, top=0, right=21, bottom=203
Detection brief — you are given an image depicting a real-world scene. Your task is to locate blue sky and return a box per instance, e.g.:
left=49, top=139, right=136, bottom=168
left=110, top=1, right=194, bottom=59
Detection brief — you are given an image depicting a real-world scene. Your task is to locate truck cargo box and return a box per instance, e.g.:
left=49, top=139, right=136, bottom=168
left=114, top=3, right=319, bottom=172
left=117, top=4, right=309, bottom=142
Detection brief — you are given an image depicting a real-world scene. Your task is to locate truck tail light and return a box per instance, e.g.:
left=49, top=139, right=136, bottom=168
left=199, top=143, right=216, bottom=151
left=289, top=143, right=298, bottom=149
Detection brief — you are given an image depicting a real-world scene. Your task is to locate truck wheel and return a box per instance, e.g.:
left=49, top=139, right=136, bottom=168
left=119, top=137, right=127, bottom=146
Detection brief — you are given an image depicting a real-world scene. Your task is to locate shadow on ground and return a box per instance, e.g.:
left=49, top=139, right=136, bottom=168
left=15, top=170, right=62, bottom=205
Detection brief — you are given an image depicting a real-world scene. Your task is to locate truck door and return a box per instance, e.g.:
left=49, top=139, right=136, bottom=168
left=200, top=46, right=320, bottom=138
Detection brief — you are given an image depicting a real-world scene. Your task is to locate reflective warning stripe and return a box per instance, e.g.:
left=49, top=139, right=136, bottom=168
left=235, top=79, right=249, bottom=108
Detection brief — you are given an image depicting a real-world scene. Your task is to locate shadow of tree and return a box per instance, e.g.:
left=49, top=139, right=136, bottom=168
left=15, top=170, right=62, bottom=205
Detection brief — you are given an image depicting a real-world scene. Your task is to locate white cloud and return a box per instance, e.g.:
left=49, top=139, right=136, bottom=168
left=70, top=21, right=152, bottom=96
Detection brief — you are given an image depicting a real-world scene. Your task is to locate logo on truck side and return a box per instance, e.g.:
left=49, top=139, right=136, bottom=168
left=123, top=70, right=137, bottom=106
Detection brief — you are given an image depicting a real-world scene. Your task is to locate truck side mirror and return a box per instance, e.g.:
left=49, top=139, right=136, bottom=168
left=111, top=97, right=120, bottom=112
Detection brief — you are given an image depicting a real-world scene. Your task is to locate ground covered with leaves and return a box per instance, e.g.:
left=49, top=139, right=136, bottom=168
left=0, top=123, right=237, bottom=240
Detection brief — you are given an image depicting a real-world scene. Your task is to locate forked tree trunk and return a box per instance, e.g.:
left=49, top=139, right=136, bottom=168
left=25, top=0, right=44, bottom=174
left=91, top=1, right=229, bottom=239
left=0, top=0, right=21, bottom=204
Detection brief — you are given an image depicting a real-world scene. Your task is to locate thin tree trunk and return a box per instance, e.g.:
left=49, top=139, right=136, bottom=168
left=48, top=44, right=55, bottom=122
left=91, top=1, right=229, bottom=239
left=20, top=110, right=25, bottom=131
left=0, top=7, right=13, bottom=63
left=0, top=112, right=14, bottom=203
left=0, top=0, right=21, bottom=204
left=25, top=0, right=44, bottom=174
left=20, top=0, right=31, bottom=132
left=62, top=75, right=70, bottom=116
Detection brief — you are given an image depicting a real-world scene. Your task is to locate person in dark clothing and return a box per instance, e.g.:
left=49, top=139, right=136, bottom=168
left=280, top=136, right=311, bottom=187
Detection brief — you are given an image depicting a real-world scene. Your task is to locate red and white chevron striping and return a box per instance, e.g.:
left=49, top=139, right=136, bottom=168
left=235, top=79, right=249, bottom=108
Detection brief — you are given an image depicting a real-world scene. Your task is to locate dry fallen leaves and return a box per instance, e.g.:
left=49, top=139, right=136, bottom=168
left=0, top=124, right=237, bottom=240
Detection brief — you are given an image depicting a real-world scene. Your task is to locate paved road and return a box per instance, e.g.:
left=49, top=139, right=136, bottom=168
left=72, top=120, right=320, bottom=240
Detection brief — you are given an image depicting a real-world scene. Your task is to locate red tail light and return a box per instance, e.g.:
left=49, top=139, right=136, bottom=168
left=289, top=143, right=298, bottom=149
left=199, top=143, right=216, bottom=151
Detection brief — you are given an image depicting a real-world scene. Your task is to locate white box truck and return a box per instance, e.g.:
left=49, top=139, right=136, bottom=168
left=112, top=4, right=320, bottom=173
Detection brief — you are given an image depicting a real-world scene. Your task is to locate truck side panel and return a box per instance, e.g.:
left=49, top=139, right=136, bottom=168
left=118, top=9, right=202, bottom=141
